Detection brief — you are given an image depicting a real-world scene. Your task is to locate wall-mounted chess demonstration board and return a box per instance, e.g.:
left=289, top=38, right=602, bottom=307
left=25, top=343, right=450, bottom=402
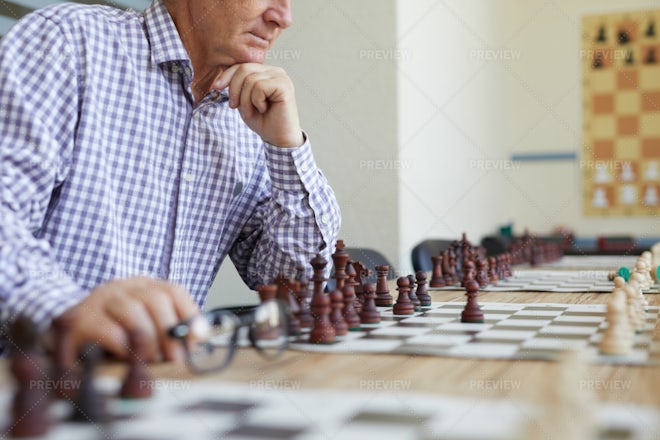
left=582, top=9, right=660, bottom=216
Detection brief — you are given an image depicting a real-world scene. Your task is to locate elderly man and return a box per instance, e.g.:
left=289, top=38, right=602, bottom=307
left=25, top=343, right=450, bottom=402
left=0, top=0, right=340, bottom=361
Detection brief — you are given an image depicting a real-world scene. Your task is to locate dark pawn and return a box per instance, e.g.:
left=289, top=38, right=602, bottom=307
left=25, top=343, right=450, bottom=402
left=119, top=331, right=154, bottom=399
left=341, top=272, right=361, bottom=331
left=487, top=256, right=499, bottom=284
left=429, top=255, right=446, bottom=287
left=276, top=274, right=301, bottom=336
left=8, top=317, right=51, bottom=437
left=392, top=277, right=415, bottom=316
left=442, top=250, right=455, bottom=285
left=257, top=284, right=277, bottom=303
left=475, top=258, right=489, bottom=288
left=71, top=344, right=107, bottom=423
left=461, top=260, right=476, bottom=288
left=329, top=289, right=348, bottom=336
left=359, top=282, right=381, bottom=324
left=407, top=274, right=421, bottom=311
left=646, top=21, right=656, bottom=37
left=293, top=267, right=314, bottom=330
left=346, top=263, right=362, bottom=315
left=461, top=276, right=484, bottom=324
left=415, top=271, right=432, bottom=307
left=646, top=47, right=656, bottom=64
left=52, top=314, right=78, bottom=401
left=309, top=254, right=336, bottom=344
left=618, top=30, right=630, bottom=44
left=596, top=26, right=607, bottom=42
left=375, top=265, right=393, bottom=306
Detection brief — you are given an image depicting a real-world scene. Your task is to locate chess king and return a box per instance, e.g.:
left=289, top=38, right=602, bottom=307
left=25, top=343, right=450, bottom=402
left=0, top=0, right=340, bottom=361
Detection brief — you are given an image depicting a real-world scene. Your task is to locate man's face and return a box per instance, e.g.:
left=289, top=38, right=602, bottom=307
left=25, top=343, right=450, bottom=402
left=189, top=0, right=293, bottom=66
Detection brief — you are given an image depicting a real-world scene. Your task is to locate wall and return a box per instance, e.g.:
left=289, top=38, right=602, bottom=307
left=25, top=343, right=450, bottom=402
left=396, top=0, right=512, bottom=274
left=500, top=0, right=660, bottom=238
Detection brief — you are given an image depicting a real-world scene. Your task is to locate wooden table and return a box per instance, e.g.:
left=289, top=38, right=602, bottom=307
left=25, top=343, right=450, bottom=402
left=92, top=289, right=660, bottom=408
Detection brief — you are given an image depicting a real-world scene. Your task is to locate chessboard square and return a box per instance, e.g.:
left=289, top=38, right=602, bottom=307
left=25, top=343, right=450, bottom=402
left=319, top=422, right=420, bottom=440
left=596, top=349, right=649, bottom=365
left=521, top=337, right=589, bottom=350
left=437, top=322, right=493, bottom=331
left=480, top=303, right=525, bottom=312
left=553, top=315, right=604, bottom=324
left=616, top=90, right=641, bottom=114
left=639, top=65, right=660, bottom=88
left=642, top=138, right=660, bottom=159
left=617, top=70, right=638, bottom=89
left=642, top=91, right=660, bottom=112
left=513, top=309, right=565, bottom=318
left=406, top=333, right=472, bottom=346
left=615, top=137, right=641, bottom=159
left=593, top=94, right=614, bottom=113
left=222, top=423, right=308, bottom=439
left=369, top=326, right=432, bottom=337
left=337, top=339, right=403, bottom=353
left=540, top=325, right=599, bottom=336
left=495, top=318, right=551, bottom=328
left=484, top=314, right=516, bottom=323
left=423, top=309, right=460, bottom=317
left=448, top=342, right=519, bottom=358
left=640, top=114, right=660, bottom=137
left=592, top=115, right=616, bottom=137
left=590, top=70, right=616, bottom=92
left=475, top=329, right=537, bottom=341
left=399, top=316, right=455, bottom=326
left=592, top=140, right=615, bottom=159
left=618, top=115, right=638, bottom=136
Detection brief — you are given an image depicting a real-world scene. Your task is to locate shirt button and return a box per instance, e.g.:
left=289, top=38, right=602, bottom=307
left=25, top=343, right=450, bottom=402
left=184, top=67, right=192, bottom=76
left=171, top=65, right=180, bottom=74
left=300, top=164, right=309, bottom=172
left=320, top=214, right=329, bottom=224
left=184, top=173, right=194, bottom=182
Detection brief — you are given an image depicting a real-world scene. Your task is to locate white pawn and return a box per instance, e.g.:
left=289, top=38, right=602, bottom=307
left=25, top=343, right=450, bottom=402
left=640, top=251, right=656, bottom=285
left=624, top=279, right=646, bottom=333
left=600, top=279, right=634, bottom=355
left=651, top=243, right=660, bottom=283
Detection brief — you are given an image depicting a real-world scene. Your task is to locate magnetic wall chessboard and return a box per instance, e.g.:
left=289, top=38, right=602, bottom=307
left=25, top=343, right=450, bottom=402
left=582, top=9, right=660, bottom=216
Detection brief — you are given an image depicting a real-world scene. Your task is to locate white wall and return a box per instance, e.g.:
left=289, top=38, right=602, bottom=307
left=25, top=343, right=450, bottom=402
left=396, top=0, right=511, bottom=274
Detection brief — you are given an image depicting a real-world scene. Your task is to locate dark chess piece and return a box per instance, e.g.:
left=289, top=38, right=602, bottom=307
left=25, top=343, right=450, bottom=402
left=415, top=271, right=432, bottom=307
left=487, top=256, right=499, bottom=284
left=309, top=254, right=336, bottom=344
left=475, top=258, right=489, bottom=288
left=596, top=25, right=607, bottom=42
left=375, top=265, right=393, bottom=306
left=119, top=331, right=154, bottom=399
left=8, top=317, right=51, bottom=437
left=593, top=52, right=604, bottom=69
left=329, top=289, right=348, bottom=336
left=625, top=50, right=634, bottom=65
left=332, top=239, right=349, bottom=291
left=359, top=282, right=381, bottom=324
left=392, top=277, right=415, bottom=316
left=461, top=260, right=476, bottom=288
left=352, top=260, right=369, bottom=297
left=646, top=21, right=656, bottom=37
left=341, top=267, right=361, bottom=331
left=52, top=314, right=79, bottom=401
left=346, top=262, right=363, bottom=315
left=276, top=274, right=301, bottom=336
left=618, top=30, right=630, bottom=44
left=71, top=344, right=107, bottom=423
left=257, top=284, right=277, bottom=303
left=429, top=255, right=446, bottom=287
left=407, top=274, right=421, bottom=311
left=294, top=266, right=314, bottom=330
left=646, top=47, right=656, bottom=64
left=442, top=250, right=455, bottom=285
left=461, top=276, right=485, bottom=324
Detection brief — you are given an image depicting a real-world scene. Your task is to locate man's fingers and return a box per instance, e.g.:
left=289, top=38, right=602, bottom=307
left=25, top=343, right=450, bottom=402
left=212, top=64, right=240, bottom=91
left=72, top=315, right=128, bottom=360
left=104, top=293, right=159, bottom=360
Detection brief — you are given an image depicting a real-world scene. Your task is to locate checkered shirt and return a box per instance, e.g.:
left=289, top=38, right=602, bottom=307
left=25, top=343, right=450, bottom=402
left=0, top=0, right=341, bottom=329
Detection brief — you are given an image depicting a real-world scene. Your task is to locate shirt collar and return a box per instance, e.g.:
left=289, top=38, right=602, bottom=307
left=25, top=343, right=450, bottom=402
left=144, top=0, right=191, bottom=66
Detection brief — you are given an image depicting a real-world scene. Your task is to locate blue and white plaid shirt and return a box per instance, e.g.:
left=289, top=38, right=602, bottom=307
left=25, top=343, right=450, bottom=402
left=0, top=0, right=340, bottom=328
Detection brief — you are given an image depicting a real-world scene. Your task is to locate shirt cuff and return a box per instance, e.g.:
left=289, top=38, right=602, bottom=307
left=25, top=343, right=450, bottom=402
left=263, top=132, right=320, bottom=193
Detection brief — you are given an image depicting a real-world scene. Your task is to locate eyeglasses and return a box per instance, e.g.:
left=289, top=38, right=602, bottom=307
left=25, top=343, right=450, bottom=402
left=168, top=300, right=289, bottom=374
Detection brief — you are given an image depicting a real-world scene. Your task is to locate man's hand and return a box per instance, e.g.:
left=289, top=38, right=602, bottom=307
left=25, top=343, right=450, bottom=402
left=56, top=277, right=199, bottom=363
left=213, top=64, right=304, bottom=148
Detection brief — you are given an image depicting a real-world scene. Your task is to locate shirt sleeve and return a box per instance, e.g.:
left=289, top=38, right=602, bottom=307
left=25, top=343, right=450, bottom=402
left=0, top=13, right=89, bottom=330
left=228, top=136, right=341, bottom=286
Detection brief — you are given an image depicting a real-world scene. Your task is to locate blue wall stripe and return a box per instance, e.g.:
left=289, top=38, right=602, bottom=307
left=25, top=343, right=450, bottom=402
left=510, top=152, right=578, bottom=162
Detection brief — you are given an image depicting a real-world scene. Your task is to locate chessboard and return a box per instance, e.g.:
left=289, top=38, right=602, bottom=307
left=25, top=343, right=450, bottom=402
left=582, top=8, right=660, bottom=216
left=2, top=378, right=659, bottom=440
left=428, top=269, right=660, bottom=293
left=519, top=254, right=640, bottom=270
left=288, top=302, right=660, bottom=365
